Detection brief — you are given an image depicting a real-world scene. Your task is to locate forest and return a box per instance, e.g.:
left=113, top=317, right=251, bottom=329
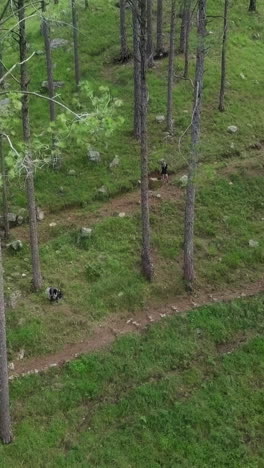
left=0, top=0, right=263, bottom=465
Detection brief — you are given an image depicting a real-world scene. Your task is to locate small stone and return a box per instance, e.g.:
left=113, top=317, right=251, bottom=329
left=41, top=80, right=65, bottom=90
left=88, top=150, right=101, bottom=163
left=97, top=185, right=107, bottom=195
left=16, top=349, right=25, bottom=361
left=49, top=222, right=57, bottom=227
left=36, top=207, right=45, bottom=221
left=171, top=306, right=179, bottom=312
left=68, top=169, right=76, bottom=176
left=59, top=186, right=65, bottom=193
left=21, top=273, right=27, bottom=278
left=109, top=155, right=120, bottom=169
left=179, top=175, right=188, bottom=187
left=8, top=362, right=15, bottom=371
left=227, top=125, right=238, bottom=134
left=118, top=212, right=126, bottom=218
left=249, top=239, right=259, bottom=248
left=79, top=227, right=92, bottom=238
left=240, top=72, right=246, bottom=80
left=35, top=50, right=44, bottom=55
left=118, top=292, right=124, bottom=297
left=155, top=193, right=162, bottom=199
left=252, top=33, right=260, bottom=40
left=155, top=115, right=165, bottom=124
left=50, top=38, right=69, bottom=49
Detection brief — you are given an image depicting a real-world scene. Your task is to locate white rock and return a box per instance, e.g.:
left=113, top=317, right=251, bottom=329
left=227, top=125, right=238, bottom=134
left=240, top=72, right=246, bottom=80
left=109, top=155, right=120, bottom=169
left=88, top=150, right=101, bottom=163
left=118, top=212, right=126, bottom=218
left=8, top=362, right=15, bottom=371
left=155, top=115, right=165, bottom=124
left=249, top=239, right=259, bottom=248
left=179, top=175, right=188, bottom=187
left=49, top=222, right=57, bottom=227
left=80, top=227, right=92, bottom=238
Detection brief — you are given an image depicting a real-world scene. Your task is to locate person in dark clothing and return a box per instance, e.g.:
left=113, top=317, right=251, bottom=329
left=161, top=160, right=169, bottom=183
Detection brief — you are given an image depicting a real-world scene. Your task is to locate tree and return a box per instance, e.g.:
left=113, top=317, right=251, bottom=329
left=183, top=0, right=207, bottom=288
left=156, top=0, right=164, bottom=57
left=0, top=49, right=9, bottom=239
left=248, top=0, right=256, bottom=12
left=132, top=0, right=141, bottom=138
left=119, top=0, right=130, bottom=61
left=17, top=0, right=42, bottom=290
left=183, top=0, right=191, bottom=79
left=218, top=0, right=228, bottom=112
left=41, top=3, right=56, bottom=123
left=166, top=0, right=176, bottom=134
left=139, top=0, right=153, bottom=280
left=0, top=240, right=12, bottom=444
left=146, top=0, right=154, bottom=67
left=179, top=0, right=186, bottom=53
left=71, top=0, right=80, bottom=87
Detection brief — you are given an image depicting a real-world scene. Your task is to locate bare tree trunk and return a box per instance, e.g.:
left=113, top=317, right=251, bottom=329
left=42, top=15, right=56, bottom=122
left=18, top=0, right=42, bottom=291
left=166, top=0, right=176, bottom=134
left=119, top=0, right=129, bottom=61
left=156, top=0, right=164, bottom=56
left=0, top=51, right=9, bottom=239
left=218, top=0, right=228, bottom=112
left=72, top=0, right=80, bottom=87
left=179, top=0, right=186, bottom=53
left=248, top=0, right=256, bottom=12
left=183, top=0, right=206, bottom=289
left=183, top=0, right=191, bottom=78
left=139, top=0, right=153, bottom=281
left=146, top=0, right=154, bottom=67
left=0, top=241, right=12, bottom=444
left=132, top=1, right=141, bottom=138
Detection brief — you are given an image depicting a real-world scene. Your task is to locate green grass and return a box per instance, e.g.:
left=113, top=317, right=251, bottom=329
left=1, top=295, right=264, bottom=466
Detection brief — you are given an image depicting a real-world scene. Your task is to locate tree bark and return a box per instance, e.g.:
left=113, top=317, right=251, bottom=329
left=18, top=0, right=42, bottom=290
left=183, top=0, right=191, bottom=78
left=248, top=0, right=256, bottom=12
left=0, top=241, right=12, bottom=444
left=183, top=0, right=206, bottom=288
left=132, top=1, right=141, bottom=138
left=218, top=0, right=228, bottom=112
left=156, top=0, right=164, bottom=56
left=139, top=0, right=153, bottom=281
left=146, top=0, right=154, bottom=67
left=42, top=14, right=56, bottom=122
left=179, top=0, right=186, bottom=53
left=119, top=0, right=129, bottom=61
left=72, top=0, right=80, bottom=87
left=0, top=50, right=9, bottom=239
left=166, top=0, right=176, bottom=134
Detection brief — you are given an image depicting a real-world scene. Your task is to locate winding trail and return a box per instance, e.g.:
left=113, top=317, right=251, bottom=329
left=9, top=279, right=263, bottom=380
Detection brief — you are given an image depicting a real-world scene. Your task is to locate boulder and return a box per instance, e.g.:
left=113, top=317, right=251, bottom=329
left=118, top=212, right=126, bottom=218
left=41, top=80, right=65, bottom=90
left=227, top=125, right=238, bottom=134
left=155, top=115, right=165, bottom=124
left=50, top=38, right=69, bottom=49
left=149, top=178, right=162, bottom=190
left=68, top=169, right=76, bottom=176
left=179, top=175, right=188, bottom=187
left=8, top=240, right=23, bottom=251
left=88, top=150, right=101, bottom=163
left=79, top=227, right=92, bottom=239
left=109, top=155, right=120, bottom=169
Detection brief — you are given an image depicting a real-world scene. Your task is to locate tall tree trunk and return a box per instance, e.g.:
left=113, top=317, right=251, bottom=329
left=18, top=0, right=42, bottom=291
left=0, top=50, right=9, bottom=239
left=248, top=0, right=256, bottom=12
left=156, top=0, right=164, bottom=56
left=132, top=1, right=141, bottom=138
left=42, top=15, right=56, bottom=122
left=119, top=0, right=129, bottom=61
left=179, top=0, right=186, bottom=53
left=166, top=0, right=176, bottom=134
left=139, top=0, right=153, bottom=281
left=0, top=241, right=12, bottom=444
left=183, top=0, right=206, bottom=289
left=183, top=0, right=191, bottom=78
left=218, top=0, right=228, bottom=112
left=71, top=0, right=80, bottom=87
left=146, top=0, right=154, bottom=67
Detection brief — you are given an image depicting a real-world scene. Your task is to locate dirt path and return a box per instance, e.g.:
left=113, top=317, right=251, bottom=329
left=9, top=279, right=263, bottom=380
left=13, top=182, right=183, bottom=243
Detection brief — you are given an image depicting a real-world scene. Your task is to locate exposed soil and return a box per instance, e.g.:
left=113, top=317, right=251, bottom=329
left=9, top=279, right=263, bottom=380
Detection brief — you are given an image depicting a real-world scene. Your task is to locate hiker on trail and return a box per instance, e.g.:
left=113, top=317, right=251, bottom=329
left=161, top=160, right=169, bottom=183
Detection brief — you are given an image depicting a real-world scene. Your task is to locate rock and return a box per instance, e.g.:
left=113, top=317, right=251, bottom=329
left=59, top=186, right=65, bottom=193
left=109, top=155, right=120, bottom=169
left=16, top=215, right=24, bottom=226
left=97, top=185, right=108, bottom=195
left=5, top=290, right=22, bottom=309
left=149, top=178, right=162, bottom=190
left=16, top=349, right=25, bottom=360
left=249, top=142, right=262, bottom=150
left=36, top=207, right=45, bottom=221
left=49, top=222, right=57, bottom=227
left=249, top=239, right=259, bottom=248
left=8, top=362, right=15, bottom=371
left=252, top=33, right=261, bottom=40
left=155, top=193, right=162, bottom=199
left=227, top=125, right=238, bottom=134
left=35, top=50, right=44, bottom=56
left=179, top=174, right=188, bottom=187
left=41, top=80, right=65, bottom=90
left=155, top=115, right=165, bottom=124
left=50, top=38, right=69, bottom=49
left=118, top=212, right=126, bottom=218
left=88, top=150, right=101, bottom=163
left=240, top=72, right=246, bottom=80
left=8, top=240, right=23, bottom=251
left=68, top=169, right=76, bottom=176
left=79, top=227, right=92, bottom=238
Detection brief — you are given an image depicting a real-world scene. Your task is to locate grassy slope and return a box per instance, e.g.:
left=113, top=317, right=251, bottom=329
left=1, top=295, right=264, bottom=466
left=1, top=0, right=264, bottom=357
